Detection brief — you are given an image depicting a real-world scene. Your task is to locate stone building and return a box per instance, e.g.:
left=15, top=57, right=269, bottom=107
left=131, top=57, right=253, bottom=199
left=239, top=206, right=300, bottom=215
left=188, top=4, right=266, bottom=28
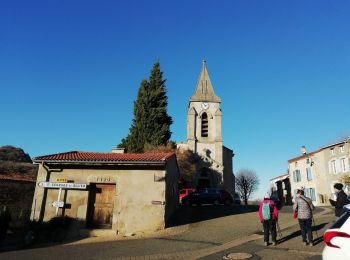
left=289, top=141, right=350, bottom=206
left=177, top=61, right=235, bottom=194
left=30, top=151, right=179, bottom=236
left=0, top=173, right=36, bottom=227
left=270, top=173, right=292, bottom=205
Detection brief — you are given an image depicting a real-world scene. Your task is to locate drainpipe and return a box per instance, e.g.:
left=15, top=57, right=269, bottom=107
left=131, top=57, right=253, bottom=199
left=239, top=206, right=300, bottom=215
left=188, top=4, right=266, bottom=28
left=38, top=162, right=63, bottom=222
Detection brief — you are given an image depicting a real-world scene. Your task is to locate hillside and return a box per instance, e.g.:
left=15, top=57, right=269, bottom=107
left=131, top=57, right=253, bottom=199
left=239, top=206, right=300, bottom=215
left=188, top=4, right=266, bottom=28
left=0, top=146, right=37, bottom=177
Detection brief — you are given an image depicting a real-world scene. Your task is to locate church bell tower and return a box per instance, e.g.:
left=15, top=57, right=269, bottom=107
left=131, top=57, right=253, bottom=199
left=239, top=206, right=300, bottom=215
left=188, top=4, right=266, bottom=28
left=187, top=60, right=223, bottom=166
left=178, top=60, right=235, bottom=193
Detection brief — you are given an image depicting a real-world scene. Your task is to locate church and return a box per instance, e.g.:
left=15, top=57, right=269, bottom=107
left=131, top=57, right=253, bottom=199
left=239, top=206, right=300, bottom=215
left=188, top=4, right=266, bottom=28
left=178, top=61, right=235, bottom=195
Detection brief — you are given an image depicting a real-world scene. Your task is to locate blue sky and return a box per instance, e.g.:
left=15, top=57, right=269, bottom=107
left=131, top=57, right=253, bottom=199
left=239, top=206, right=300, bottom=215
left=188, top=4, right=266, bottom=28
left=1, top=1, right=350, bottom=198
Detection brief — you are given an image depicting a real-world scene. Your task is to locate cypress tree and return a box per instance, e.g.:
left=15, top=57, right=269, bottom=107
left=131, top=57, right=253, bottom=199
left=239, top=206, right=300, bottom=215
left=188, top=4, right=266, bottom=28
left=118, top=62, right=172, bottom=152
left=145, top=61, right=172, bottom=146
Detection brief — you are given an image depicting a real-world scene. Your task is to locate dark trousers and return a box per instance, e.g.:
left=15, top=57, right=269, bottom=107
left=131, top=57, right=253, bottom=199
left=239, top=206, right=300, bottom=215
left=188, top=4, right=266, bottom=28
left=263, top=219, right=277, bottom=243
left=298, top=218, right=313, bottom=243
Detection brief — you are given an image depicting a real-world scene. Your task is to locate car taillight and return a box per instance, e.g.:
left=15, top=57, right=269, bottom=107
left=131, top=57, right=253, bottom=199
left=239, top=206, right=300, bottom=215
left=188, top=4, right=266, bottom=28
left=324, top=231, right=350, bottom=248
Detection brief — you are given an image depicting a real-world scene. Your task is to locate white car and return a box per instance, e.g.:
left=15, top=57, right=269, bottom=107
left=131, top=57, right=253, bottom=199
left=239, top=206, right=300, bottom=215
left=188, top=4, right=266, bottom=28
left=323, top=204, right=350, bottom=259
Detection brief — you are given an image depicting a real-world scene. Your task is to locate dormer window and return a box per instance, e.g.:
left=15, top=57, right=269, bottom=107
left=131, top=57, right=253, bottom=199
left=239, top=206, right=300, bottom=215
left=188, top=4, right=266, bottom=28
left=201, top=112, right=208, bottom=137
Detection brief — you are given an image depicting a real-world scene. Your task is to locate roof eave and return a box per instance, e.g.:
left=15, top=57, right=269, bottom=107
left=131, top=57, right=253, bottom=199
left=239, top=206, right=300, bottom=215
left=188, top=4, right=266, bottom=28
left=319, top=141, right=347, bottom=150
left=33, top=160, right=167, bottom=166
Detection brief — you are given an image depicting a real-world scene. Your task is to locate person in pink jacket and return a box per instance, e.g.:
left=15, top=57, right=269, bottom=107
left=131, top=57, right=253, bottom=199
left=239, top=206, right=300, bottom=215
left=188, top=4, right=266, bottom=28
left=258, top=192, right=279, bottom=246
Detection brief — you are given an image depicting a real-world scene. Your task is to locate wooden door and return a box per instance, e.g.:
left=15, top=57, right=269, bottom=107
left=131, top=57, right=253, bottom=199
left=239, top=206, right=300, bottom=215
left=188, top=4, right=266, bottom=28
left=88, top=184, right=115, bottom=228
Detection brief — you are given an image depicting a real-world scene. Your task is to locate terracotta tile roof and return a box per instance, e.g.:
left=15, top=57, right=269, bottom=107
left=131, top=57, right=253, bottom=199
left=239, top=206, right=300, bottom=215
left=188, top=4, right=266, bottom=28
left=0, top=173, right=36, bottom=182
left=33, top=151, right=175, bottom=164
left=288, top=140, right=349, bottom=163
left=287, top=150, right=320, bottom=163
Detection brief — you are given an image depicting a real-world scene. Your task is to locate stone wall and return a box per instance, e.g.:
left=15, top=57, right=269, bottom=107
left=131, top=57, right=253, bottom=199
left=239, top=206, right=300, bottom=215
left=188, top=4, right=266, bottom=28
left=31, top=163, right=179, bottom=236
left=0, top=180, right=35, bottom=227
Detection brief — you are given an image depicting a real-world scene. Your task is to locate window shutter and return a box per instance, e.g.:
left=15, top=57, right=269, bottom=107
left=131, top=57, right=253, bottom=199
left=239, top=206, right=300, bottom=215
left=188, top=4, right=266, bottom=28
left=305, top=188, right=310, bottom=198
left=335, top=160, right=341, bottom=174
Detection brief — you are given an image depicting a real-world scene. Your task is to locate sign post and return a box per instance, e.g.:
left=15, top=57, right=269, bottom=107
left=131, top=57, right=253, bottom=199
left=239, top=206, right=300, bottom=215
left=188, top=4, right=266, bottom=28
left=55, top=188, right=62, bottom=216
left=38, top=182, right=87, bottom=189
left=38, top=181, right=87, bottom=215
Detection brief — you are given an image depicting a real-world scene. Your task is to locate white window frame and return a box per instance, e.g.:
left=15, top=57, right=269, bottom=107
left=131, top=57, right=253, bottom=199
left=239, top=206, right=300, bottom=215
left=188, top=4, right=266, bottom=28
left=340, top=146, right=345, bottom=153
left=331, top=160, right=337, bottom=174
left=331, top=148, right=335, bottom=156
left=341, top=158, right=347, bottom=172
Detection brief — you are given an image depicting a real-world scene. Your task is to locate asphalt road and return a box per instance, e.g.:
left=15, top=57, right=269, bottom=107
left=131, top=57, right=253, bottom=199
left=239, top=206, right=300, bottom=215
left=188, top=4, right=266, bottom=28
left=0, top=205, right=332, bottom=260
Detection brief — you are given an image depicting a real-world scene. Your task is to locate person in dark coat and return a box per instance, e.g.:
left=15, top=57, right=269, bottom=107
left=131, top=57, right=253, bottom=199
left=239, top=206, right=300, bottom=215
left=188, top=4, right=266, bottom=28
left=329, top=183, right=348, bottom=218
left=0, top=206, right=11, bottom=244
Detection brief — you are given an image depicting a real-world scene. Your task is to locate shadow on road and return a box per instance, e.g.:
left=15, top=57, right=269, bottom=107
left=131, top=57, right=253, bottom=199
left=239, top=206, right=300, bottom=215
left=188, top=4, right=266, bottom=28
left=166, top=204, right=259, bottom=228
left=277, top=222, right=327, bottom=245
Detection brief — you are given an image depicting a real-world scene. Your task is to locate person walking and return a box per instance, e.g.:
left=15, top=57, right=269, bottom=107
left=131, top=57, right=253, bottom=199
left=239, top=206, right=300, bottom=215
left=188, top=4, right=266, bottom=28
left=293, top=189, right=314, bottom=246
left=0, top=206, right=11, bottom=245
left=329, top=183, right=348, bottom=219
left=258, top=192, right=279, bottom=246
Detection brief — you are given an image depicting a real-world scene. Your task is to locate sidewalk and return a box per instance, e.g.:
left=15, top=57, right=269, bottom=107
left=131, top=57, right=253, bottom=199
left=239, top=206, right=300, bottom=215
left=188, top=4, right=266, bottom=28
left=113, top=207, right=333, bottom=260
left=200, top=213, right=334, bottom=260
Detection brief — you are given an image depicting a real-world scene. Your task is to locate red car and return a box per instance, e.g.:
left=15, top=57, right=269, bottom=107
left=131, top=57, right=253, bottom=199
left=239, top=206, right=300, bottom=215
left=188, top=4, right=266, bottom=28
left=179, top=188, right=196, bottom=202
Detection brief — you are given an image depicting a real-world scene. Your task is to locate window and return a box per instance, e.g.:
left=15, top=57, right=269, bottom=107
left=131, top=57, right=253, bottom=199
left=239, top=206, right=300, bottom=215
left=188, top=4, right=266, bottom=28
left=305, top=188, right=310, bottom=198
left=340, top=146, right=345, bottom=153
left=341, top=158, right=347, bottom=172
left=201, top=112, right=208, bottom=137
left=304, top=188, right=316, bottom=201
left=306, top=167, right=312, bottom=181
left=293, top=170, right=301, bottom=182
left=331, top=148, right=335, bottom=156
left=310, top=188, right=316, bottom=201
left=309, top=188, right=316, bottom=201
left=331, top=160, right=336, bottom=174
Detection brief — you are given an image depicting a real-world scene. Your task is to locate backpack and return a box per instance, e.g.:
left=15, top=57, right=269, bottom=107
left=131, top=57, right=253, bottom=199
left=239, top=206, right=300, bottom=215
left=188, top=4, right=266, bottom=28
left=262, top=202, right=271, bottom=220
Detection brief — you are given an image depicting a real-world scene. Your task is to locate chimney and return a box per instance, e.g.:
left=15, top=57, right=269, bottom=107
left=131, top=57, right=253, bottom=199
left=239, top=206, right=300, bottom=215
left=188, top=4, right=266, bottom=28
left=301, top=146, right=307, bottom=155
left=112, top=147, right=125, bottom=154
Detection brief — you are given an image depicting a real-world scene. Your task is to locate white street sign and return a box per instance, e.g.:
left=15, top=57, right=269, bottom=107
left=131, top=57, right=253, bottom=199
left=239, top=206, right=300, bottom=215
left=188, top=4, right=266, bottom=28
left=38, top=182, right=87, bottom=189
left=52, top=201, right=64, bottom=208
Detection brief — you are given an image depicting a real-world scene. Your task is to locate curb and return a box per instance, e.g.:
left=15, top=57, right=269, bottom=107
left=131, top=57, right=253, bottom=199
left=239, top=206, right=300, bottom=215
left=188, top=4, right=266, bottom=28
left=113, top=207, right=332, bottom=260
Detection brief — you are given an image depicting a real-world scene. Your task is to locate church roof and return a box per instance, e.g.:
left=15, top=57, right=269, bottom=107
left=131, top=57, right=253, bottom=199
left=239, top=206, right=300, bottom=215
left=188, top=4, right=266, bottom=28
left=190, top=61, right=221, bottom=103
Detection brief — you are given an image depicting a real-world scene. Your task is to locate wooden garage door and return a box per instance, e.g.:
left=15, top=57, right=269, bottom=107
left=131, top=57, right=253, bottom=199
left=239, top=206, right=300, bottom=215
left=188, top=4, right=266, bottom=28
left=89, top=184, right=115, bottom=228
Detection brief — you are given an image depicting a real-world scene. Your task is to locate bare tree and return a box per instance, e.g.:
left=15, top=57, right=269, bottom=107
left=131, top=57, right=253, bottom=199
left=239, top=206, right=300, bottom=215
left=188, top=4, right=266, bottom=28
left=236, top=168, right=260, bottom=205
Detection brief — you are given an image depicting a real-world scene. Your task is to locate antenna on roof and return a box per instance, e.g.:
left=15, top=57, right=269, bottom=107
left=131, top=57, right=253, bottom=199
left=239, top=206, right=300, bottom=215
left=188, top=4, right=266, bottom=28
left=301, top=146, right=307, bottom=155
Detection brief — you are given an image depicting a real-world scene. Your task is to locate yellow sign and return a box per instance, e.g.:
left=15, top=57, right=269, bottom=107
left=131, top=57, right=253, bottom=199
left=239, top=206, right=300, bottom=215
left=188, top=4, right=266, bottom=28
left=55, top=178, right=67, bottom=182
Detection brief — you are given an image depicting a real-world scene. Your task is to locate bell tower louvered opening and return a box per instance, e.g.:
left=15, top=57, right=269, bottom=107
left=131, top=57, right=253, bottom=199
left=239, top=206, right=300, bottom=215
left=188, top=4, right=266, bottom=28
left=201, top=112, right=208, bottom=137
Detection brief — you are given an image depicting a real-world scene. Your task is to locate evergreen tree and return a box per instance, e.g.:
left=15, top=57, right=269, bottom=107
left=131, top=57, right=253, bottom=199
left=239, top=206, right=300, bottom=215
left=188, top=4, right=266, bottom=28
left=118, top=62, right=172, bottom=152
left=145, top=61, right=172, bottom=146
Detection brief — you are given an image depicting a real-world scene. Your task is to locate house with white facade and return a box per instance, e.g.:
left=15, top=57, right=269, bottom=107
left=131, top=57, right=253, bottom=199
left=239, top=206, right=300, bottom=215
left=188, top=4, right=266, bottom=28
left=288, top=140, right=350, bottom=206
